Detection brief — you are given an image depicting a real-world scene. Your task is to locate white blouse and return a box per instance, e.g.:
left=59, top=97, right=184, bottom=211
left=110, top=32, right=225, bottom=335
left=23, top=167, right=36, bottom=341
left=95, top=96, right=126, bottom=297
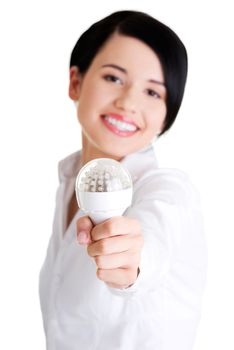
left=39, top=144, right=208, bottom=350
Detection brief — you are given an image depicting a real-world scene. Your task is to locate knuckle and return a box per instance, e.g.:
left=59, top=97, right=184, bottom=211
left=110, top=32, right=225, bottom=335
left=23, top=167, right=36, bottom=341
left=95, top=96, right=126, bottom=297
left=99, top=239, right=108, bottom=254
left=95, top=256, right=104, bottom=268
left=104, top=216, right=120, bottom=235
left=104, top=220, right=115, bottom=235
left=94, top=256, right=100, bottom=266
left=96, top=268, right=103, bottom=280
left=90, top=227, right=97, bottom=241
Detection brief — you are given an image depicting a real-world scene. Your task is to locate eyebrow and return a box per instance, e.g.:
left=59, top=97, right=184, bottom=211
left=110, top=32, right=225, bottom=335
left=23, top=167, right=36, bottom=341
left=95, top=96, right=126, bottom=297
left=101, top=64, right=166, bottom=87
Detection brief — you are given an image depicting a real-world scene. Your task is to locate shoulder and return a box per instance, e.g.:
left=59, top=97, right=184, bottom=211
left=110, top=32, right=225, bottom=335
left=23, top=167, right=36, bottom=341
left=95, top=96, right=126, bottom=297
left=133, top=167, right=201, bottom=208
left=58, top=150, right=82, bottom=182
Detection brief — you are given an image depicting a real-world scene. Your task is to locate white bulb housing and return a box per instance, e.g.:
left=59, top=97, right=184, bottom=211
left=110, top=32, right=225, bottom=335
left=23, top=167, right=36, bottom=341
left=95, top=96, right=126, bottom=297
left=75, top=158, right=133, bottom=224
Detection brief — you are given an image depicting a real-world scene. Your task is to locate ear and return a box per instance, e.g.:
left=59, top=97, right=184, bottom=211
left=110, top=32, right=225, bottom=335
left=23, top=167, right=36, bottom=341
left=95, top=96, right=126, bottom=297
left=68, top=66, right=83, bottom=101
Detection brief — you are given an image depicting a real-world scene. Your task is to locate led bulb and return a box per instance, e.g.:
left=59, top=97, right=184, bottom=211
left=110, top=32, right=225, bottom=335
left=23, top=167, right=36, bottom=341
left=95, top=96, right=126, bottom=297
left=75, top=158, right=133, bottom=224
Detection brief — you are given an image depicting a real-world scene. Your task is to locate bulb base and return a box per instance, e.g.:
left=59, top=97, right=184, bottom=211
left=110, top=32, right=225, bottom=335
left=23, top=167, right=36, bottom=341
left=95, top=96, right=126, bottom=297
left=85, top=208, right=128, bottom=225
left=76, top=188, right=132, bottom=225
left=76, top=188, right=132, bottom=211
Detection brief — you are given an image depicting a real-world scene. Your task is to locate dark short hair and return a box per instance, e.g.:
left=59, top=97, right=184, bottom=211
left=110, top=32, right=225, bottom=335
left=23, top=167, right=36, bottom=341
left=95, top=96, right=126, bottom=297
left=69, top=10, right=188, bottom=136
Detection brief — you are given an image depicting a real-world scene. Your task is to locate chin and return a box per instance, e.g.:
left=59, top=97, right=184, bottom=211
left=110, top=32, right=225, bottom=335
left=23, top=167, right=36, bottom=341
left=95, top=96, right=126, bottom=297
left=100, top=143, right=140, bottom=160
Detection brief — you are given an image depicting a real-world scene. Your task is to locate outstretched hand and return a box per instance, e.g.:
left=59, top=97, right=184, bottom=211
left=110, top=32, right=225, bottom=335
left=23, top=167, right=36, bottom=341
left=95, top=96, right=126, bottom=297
left=76, top=216, right=143, bottom=289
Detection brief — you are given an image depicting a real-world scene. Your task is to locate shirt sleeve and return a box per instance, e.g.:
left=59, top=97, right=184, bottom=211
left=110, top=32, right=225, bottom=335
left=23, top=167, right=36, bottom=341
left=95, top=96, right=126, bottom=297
left=108, top=169, right=208, bottom=297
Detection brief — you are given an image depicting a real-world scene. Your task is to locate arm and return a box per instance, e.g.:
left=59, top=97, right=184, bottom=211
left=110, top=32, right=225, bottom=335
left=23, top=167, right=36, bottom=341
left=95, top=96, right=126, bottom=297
left=76, top=170, right=207, bottom=297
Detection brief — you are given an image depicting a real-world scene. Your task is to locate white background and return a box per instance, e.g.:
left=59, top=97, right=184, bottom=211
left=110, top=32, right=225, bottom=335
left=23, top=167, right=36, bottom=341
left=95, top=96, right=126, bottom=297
left=0, top=0, right=233, bottom=349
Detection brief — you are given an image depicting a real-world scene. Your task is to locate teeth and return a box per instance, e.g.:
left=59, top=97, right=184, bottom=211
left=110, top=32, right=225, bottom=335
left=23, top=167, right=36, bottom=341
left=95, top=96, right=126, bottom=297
left=103, top=115, right=137, bottom=132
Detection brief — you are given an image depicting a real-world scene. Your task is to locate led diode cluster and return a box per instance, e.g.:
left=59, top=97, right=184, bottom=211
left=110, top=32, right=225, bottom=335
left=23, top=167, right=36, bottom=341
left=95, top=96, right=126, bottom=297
left=75, top=158, right=132, bottom=224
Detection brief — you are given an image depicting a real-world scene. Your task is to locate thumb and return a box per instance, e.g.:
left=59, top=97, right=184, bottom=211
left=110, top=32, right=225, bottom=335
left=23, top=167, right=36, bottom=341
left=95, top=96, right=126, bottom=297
left=76, top=215, right=93, bottom=245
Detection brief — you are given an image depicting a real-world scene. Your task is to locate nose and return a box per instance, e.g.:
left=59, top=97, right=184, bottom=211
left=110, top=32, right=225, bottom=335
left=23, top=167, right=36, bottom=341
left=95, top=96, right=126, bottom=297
left=114, top=87, right=137, bottom=114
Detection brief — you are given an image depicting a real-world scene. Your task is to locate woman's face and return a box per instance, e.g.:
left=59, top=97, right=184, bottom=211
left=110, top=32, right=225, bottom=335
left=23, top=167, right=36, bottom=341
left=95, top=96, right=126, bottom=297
left=69, top=33, right=167, bottom=161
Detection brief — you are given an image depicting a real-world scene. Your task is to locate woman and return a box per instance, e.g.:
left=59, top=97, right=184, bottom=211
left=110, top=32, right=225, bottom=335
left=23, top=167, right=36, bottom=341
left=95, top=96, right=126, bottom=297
left=39, top=10, right=207, bottom=349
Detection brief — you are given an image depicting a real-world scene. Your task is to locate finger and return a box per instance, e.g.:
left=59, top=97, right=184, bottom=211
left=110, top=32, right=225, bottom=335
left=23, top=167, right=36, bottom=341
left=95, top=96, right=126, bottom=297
left=87, top=234, right=142, bottom=257
left=91, top=216, right=141, bottom=241
left=96, top=267, right=139, bottom=288
left=76, top=215, right=94, bottom=245
left=94, top=250, right=141, bottom=270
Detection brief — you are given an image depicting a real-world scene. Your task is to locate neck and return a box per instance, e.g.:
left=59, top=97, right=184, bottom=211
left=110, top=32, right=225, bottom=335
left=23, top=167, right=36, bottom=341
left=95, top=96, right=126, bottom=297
left=81, top=133, right=122, bottom=166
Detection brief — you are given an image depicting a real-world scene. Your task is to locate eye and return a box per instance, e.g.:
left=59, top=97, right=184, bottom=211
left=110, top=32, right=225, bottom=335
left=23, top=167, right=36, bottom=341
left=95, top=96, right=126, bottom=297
left=146, top=89, right=161, bottom=99
left=103, top=74, right=122, bottom=84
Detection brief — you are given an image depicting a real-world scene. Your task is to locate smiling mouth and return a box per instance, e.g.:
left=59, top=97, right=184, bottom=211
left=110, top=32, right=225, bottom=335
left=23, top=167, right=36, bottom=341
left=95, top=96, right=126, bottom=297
left=101, top=114, right=139, bottom=134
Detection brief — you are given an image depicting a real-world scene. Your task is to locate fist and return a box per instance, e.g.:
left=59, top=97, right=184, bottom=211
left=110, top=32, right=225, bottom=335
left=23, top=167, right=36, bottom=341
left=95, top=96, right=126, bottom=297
left=76, top=216, right=143, bottom=289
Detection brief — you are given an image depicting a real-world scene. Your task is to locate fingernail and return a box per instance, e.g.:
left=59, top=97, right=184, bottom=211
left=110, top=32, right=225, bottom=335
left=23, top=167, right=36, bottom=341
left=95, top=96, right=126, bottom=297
left=77, top=231, right=88, bottom=244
